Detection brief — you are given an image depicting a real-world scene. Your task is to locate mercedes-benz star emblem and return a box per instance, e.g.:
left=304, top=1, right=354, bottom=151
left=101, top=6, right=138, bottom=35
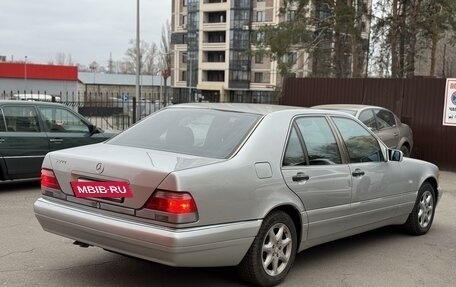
left=95, top=163, right=104, bottom=174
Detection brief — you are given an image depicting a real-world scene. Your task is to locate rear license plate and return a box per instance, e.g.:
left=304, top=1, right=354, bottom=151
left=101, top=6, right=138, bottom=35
left=71, top=180, right=133, bottom=200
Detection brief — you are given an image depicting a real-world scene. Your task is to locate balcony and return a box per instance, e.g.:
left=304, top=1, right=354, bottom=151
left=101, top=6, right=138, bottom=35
left=202, top=0, right=229, bottom=11
left=202, top=11, right=227, bottom=30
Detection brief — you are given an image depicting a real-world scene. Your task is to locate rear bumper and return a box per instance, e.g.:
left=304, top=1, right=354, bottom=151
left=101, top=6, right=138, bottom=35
left=34, top=197, right=261, bottom=267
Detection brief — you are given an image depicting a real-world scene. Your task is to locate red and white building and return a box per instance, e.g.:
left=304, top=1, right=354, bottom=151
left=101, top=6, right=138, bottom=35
left=0, top=62, right=78, bottom=100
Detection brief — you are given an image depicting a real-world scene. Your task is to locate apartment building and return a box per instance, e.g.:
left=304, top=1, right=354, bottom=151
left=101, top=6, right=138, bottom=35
left=170, top=0, right=371, bottom=103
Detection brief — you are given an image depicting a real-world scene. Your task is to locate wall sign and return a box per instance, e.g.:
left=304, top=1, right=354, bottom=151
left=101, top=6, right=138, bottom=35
left=443, top=79, right=456, bottom=126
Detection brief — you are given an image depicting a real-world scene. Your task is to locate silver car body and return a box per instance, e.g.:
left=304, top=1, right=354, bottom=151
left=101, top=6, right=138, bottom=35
left=34, top=103, right=440, bottom=268
left=312, top=104, right=413, bottom=154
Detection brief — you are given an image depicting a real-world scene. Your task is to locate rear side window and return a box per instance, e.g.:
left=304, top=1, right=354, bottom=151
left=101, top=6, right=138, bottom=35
left=359, top=109, right=377, bottom=131
left=283, top=117, right=342, bottom=166
left=296, top=117, right=342, bottom=165
left=374, top=109, right=396, bottom=129
left=108, top=108, right=261, bottom=159
left=3, top=106, right=41, bottom=132
left=0, top=109, right=5, bottom=132
left=283, top=127, right=306, bottom=166
left=333, top=117, right=383, bottom=163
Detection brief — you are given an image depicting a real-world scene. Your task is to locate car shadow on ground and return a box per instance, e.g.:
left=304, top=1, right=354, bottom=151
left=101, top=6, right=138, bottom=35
left=0, top=179, right=40, bottom=193
left=55, top=226, right=408, bottom=287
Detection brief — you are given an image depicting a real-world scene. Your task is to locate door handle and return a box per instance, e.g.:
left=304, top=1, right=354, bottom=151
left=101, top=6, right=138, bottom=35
left=393, top=132, right=399, bottom=136
left=352, top=169, right=365, bottom=177
left=49, top=138, right=63, bottom=143
left=0, top=138, right=4, bottom=143
left=292, top=172, right=310, bottom=182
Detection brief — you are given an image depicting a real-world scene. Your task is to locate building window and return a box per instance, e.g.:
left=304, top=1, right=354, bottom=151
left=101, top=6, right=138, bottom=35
left=254, top=72, right=263, bottom=83
left=283, top=52, right=297, bottom=65
left=183, top=0, right=187, bottom=7
left=255, top=54, right=263, bottom=64
left=256, top=11, right=265, bottom=22
left=207, top=71, right=225, bottom=82
left=287, top=10, right=296, bottom=22
left=182, top=52, right=187, bottom=64
left=182, top=15, right=187, bottom=26
left=255, top=31, right=265, bottom=42
left=181, top=71, right=187, bottom=81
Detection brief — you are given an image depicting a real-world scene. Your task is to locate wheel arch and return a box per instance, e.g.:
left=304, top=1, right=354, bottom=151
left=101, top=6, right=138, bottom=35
left=423, top=176, right=439, bottom=200
left=265, top=204, right=303, bottom=251
left=0, top=158, right=7, bottom=180
left=398, top=140, right=411, bottom=154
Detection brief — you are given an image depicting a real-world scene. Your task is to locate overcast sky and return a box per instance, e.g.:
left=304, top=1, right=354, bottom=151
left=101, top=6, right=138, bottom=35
left=0, top=0, right=171, bottom=67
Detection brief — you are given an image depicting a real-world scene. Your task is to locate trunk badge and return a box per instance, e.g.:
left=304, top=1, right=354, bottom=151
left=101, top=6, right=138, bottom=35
left=95, top=163, right=104, bottom=174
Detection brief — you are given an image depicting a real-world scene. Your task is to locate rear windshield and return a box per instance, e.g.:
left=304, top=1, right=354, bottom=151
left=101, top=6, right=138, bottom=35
left=108, top=108, right=261, bottom=159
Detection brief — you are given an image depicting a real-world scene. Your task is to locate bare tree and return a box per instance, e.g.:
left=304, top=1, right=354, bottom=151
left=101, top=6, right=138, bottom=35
left=124, top=39, right=152, bottom=74
left=49, top=52, right=74, bottom=65
left=159, top=20, right=172, bottom=104
left=159, top=20, right=172, bottom=74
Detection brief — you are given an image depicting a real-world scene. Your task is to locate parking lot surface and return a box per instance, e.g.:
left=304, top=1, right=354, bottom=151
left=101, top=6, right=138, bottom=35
left=1, top=171, right=455, bottom=286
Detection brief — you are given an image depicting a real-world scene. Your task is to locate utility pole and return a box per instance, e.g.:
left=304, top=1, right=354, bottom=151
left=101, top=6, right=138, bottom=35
left=135, top=0, right=141, bottom=119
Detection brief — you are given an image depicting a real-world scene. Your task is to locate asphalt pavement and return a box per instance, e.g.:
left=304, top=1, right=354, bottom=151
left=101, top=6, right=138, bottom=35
left=0, top=171, right=455, bottom=287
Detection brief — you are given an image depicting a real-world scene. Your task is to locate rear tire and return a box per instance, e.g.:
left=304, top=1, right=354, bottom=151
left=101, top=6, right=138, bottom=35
left=237, top=211, right=297, bottom=287
left=403, top=182, right=436, bottom=235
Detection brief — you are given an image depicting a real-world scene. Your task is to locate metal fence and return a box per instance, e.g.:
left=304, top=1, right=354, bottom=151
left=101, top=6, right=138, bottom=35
left=1, top=90, right=171, bottom=131
left=282, top=78, right=456, bottom=170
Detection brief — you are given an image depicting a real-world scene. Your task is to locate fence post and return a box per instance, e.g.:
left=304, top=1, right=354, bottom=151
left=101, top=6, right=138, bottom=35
left=132, top=96, right=137, bottom=124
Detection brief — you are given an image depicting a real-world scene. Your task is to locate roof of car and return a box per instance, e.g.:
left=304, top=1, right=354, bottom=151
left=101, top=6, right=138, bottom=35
left=312, top=104, right=384, bottom=111
left=0, top=100, right=63, bottom=106
left=166, top=103, right=305, bottom=115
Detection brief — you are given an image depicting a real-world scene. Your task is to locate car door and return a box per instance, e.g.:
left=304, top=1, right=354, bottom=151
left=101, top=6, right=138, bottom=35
left=331, top=116, right=405, bottom=229
left=281, top=116, right=352, bottom=241
left=38, top=105, right=100, bottom=151
left=373, top=108, right=400, bottom=148
left=0, top=105, right=49, bottom=179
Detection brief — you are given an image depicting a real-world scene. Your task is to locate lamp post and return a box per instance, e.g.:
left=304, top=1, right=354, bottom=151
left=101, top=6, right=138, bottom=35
left=135, top=0, right=141, bottom=120
left=188, top=57, right=192, bottom=102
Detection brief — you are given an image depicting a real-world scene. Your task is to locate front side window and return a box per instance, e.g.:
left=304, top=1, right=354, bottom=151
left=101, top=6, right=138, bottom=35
left=333, top=117, right=384, bottom=163
left=108, top=108, right=261, bottom=159
left=296, top=117, right=342, bottom=165
left=374, top=109, right=396, bottom=129
left=39, top=107, right=89, bottom=133
left=3, top=106, right=41, bottom=132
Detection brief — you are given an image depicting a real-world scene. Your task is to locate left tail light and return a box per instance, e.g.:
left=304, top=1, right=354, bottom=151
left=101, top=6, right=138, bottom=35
left=41, top=169, right=66, bottom=200
left=41, top=169, right=61, bottom=190
left=137, top=190, right=198, bottom=224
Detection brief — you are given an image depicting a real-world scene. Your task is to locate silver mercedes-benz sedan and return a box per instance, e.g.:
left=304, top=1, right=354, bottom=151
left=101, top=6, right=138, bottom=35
left=34, top=103, right=441, bottom=287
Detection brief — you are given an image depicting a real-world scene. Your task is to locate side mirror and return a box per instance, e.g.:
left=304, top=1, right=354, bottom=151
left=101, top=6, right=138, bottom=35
left=388, top=149, right=403, bottom=162
left=88, top=124, right=99, bottom=135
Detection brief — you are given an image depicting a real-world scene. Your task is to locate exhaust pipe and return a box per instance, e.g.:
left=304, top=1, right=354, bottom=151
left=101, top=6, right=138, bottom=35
left=73, top=241, right=92, bottom=248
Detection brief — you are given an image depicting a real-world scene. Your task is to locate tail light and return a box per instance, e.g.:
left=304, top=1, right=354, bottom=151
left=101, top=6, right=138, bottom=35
left=41, top=169, right=61, bottom=190
left=138, top=190, right=198, bottom=224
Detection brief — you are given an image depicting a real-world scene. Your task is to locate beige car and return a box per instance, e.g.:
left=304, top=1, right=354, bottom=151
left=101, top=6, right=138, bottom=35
left=312, top=104, right=414, bottom=156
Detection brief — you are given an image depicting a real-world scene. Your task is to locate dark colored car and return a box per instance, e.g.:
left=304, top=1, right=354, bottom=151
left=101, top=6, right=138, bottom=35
left=0, top=100, right=117, bottom=180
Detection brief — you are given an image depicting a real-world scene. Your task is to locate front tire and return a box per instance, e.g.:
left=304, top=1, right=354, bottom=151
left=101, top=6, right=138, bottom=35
left=403, top=182, right=436, bottom=235
left=237, top=211, right=297, bottom=287
left=400, top=145, right=410, bottom=157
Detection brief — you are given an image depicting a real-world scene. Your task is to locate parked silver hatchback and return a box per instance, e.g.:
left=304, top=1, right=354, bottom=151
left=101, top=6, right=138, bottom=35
left=34, top=103, right=440, bottom=287
left=312, top=104, right=413, bottom=156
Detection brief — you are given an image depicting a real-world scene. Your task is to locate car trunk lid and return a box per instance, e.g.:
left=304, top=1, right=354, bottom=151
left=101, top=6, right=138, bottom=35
left=48, top=143, right=223, bottom=209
